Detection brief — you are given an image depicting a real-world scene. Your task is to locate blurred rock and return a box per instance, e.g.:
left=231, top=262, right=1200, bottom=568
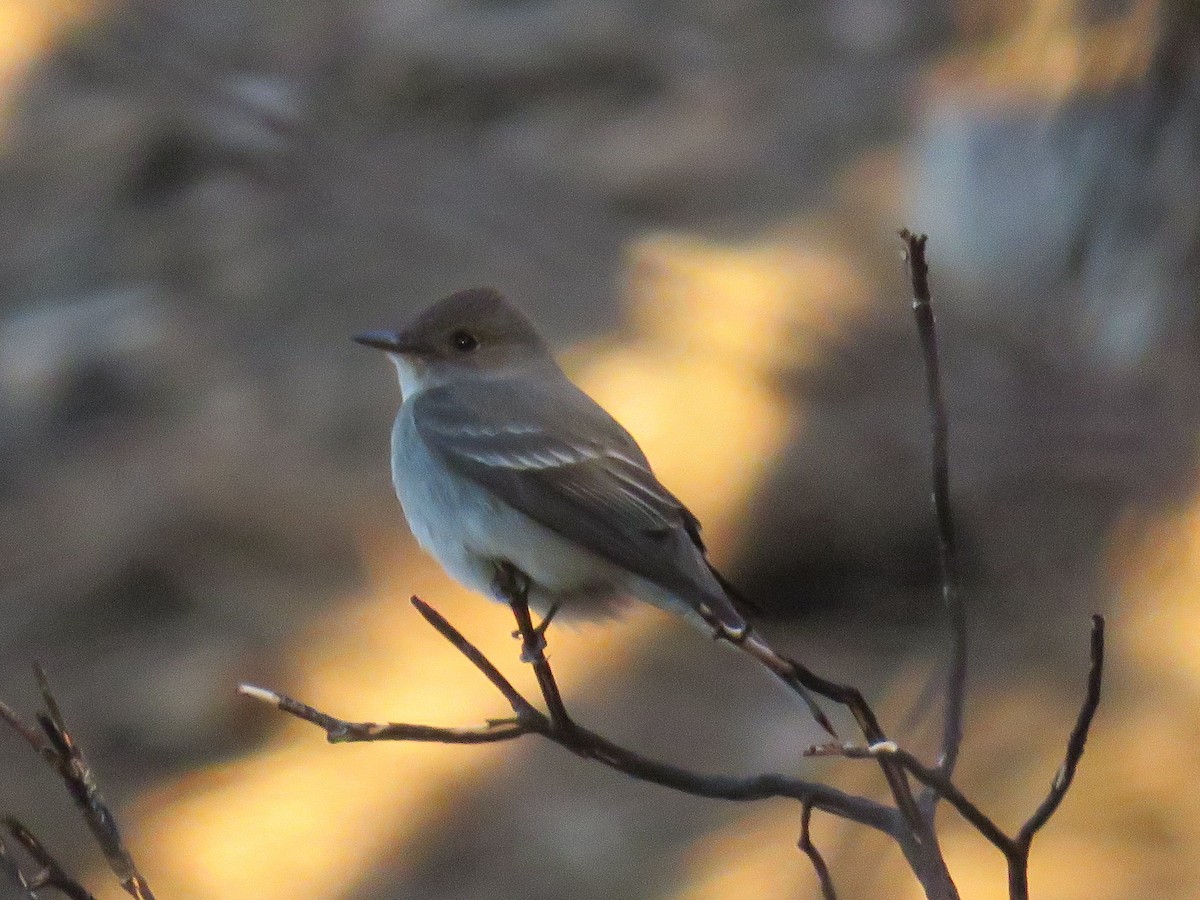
left=907, top=0, right=1195, bottom=378
left=732, top=0, right=1200, bottom=634
left=0, top=285, right=171, bottom=429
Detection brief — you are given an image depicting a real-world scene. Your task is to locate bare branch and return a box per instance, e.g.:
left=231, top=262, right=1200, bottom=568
left=29, top=666, right=156, bottom=900
left=738, top=634, right=951, bottom=894
left=900, top=229, right=969, bottom=808
left=0, top=667, right=155, bottom=899
left=238, top=684, right=528, bottom=744
left=815, top=615, right=1106, bottom=900
left=1, top=817, right=96, bottom=900
left=243, top=598, right=901, bottom=839
left=1016, top=615, right=1105, bottom=845
left=807, top=742, right=1010, bottom=855
left=798, top=802, right=838, bottom=900
left=494, top=563, right=575, bottom=733
left=1001, top=615, right=1107, bottom=899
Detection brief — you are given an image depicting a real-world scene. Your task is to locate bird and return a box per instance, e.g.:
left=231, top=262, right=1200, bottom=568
left=353, top=286, right=832, bottom=734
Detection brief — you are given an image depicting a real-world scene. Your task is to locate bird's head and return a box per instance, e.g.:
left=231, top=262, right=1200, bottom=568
left=354, top=287, right=554, bottom=396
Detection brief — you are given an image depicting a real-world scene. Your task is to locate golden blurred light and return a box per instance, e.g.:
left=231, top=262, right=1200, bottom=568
left=623, top=232, right=870, bottom=376
left=591, top=232, right=870, bottom=552
left=851, top=482, right=1200, bottom=900
left=97, top=230, right=868, bottom=898
left=668, top=806, right=820, bottom=900
left=0, top=1, right=99, bottom=116
left=121, top=548, right=647, bottom=900
left=665, top=460, right=1200, bottom=900
left=1077, top=491, right=1200, bottom=897
left=1115, top=498, right=1200, bottom=693
left=935, top=0, right=1160, bottom=102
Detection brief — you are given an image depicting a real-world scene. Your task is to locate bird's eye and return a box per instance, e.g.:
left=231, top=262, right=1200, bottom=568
left=450, top=329, right=479, bottom=352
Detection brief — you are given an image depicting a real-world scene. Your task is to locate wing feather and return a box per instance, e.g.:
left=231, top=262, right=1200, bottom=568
left=412, top=377, right=703, bottom=589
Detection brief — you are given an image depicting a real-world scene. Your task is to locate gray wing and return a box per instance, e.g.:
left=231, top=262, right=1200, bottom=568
left=411, top=376, right=732, bottom=619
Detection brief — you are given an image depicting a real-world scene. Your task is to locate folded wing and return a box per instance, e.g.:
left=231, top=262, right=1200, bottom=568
left=412, top=377, right=719, bottom=606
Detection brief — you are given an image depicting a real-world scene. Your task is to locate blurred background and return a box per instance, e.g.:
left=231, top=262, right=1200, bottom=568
left=1, top=0, right=1198, bottom=897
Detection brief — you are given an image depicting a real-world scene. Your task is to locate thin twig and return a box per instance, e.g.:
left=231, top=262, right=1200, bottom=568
left=494, top=564, right=575, bottom=733
left=0, top=665, right=157, bottom=900
left=798, top=802, right=838, bottom=900
left=738, top=635, right=952, bottom=896
left=811, top=615, right=1106, bottom=900
left=237, top=684, right=527, bottom=744
left=1007, top=614, right=1106, bottom=900
left=807, top=742, right=1010, bottom=854
left=1016, top=615, right=1105, bottom=844
left=409, top=596, right=542, bottom=721
left=900, top=229, right=968, bottom=812
left=2, top=817, right=96, bottom=900
left=241, top=596, right=901, bottom=838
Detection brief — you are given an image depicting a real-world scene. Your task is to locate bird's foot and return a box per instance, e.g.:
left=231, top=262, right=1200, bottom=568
left=698, top=606, right=750, bottom=645
left=533, top=602, right=560, bottom=638
left=493, top=561, right=530, bottom=603
left=511, top=603, right=558, bottom=662
left=518, top=636, right=546, bottom=664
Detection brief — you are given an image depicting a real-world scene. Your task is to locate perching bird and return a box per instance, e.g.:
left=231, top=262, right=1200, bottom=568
left=354, top=287, right=832, bottom=733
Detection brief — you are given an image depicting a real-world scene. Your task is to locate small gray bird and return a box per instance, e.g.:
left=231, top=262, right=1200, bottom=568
left=355, top=287, right=831, bottom=732
left=353, top=286, right=747, bottom=637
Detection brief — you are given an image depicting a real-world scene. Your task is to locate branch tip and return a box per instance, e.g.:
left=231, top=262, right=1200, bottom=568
left=798, top=802, right=838, bottom=900
left=237, top=684, right=281, bottom=706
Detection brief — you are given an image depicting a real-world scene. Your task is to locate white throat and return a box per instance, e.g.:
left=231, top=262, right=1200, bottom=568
left=389, top=353, right=428, bottom=400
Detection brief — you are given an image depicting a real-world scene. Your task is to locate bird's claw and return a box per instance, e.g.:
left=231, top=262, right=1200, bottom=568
left=512, top=602, right=559, bottom=662
left=533, top=602, right=560, bottom=637
left=519, top=631, right=547, bottom=663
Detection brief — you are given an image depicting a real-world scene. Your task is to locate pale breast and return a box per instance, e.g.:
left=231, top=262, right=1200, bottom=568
left=391, top=404, right=627, bottom=613
left=392, top=407, right=494, bottom=596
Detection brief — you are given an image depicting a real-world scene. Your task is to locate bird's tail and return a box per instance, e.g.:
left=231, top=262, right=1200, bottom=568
left=697, top=568, right=835, bottom=738
left=736, top=632, right=838, bottom=739
left=707, top=562, right=764, bottom=616
left=696, top=599, right=837, bottom=739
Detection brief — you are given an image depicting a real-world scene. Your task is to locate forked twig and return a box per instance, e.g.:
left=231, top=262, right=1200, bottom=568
left=0, top=817, right=96, bottom=900
left=737, top=633, right=951, bottom=895
left=240, top=232, right=1104, bottom=900
left=0, top=665, right=156, bottom=900
left=798, top=801, right=838, bottom=900
left=1008, top=614, right=1105, bottom=899
left=807, top=615, right=1105, bottom=900
left=241, top=596, right=899, bottom=837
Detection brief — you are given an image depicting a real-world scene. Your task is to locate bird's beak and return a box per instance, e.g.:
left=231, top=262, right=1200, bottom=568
left=352, top=330, right=408, bottom=352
